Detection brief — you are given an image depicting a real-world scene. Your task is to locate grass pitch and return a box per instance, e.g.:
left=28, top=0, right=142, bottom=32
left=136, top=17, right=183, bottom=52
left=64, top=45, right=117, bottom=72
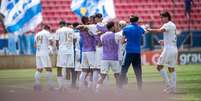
left=0, top=64, right=201, bottom=101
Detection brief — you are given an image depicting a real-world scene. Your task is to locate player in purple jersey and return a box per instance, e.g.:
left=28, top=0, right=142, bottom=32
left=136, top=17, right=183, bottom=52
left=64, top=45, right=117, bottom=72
left=96, top=21, right=121, bottom=92
left=77, top=16, right=96, bottom=89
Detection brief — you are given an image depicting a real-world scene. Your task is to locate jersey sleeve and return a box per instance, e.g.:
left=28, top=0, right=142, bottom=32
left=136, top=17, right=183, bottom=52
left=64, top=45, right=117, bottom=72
left=87, top=24, right=98, bottom=35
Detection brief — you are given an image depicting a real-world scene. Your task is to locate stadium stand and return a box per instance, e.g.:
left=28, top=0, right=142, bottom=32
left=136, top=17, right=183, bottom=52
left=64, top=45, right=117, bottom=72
left=0, top=0, right=201, bottom=33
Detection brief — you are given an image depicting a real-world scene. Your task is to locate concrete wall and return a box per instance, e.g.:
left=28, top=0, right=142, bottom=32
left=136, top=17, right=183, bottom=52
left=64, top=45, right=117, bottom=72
left=0, top=55, right=57, bottom=69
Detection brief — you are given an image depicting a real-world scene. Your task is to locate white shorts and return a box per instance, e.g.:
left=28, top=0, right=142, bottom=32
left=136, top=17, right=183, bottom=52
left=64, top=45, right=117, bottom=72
left=157, top=46, right=178, bottom=67
left=57, top=53, right=74, bottom=68
left=81, top=52, right=95, bottom=69
left=101, top=60, right=121, bottom=74
left=95, top=47, right=103, bottom=69
left=36, top=55, right=52, bottom=69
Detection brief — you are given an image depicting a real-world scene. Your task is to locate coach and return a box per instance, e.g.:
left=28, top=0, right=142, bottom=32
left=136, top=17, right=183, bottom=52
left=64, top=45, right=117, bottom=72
left=119, top=15, right=145, bottom=90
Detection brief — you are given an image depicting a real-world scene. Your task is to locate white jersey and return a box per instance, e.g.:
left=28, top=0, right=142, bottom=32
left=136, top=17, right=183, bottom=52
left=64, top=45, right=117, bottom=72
left=74, top=30, right=81, bottom=52
left=35, top=29, right=51, bottom=56
left=161, top=21, right=177, bottom=47
left=56, top=27, right=75, bottom=54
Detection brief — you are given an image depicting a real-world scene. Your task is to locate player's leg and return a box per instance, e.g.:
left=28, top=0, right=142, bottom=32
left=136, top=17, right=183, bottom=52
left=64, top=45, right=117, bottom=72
left=43, top=55, right=54, bottom=90
left=114, top=73, right=120, bottom=87
left=62, top=68, right=72, bottom=88
left=56, top=67, right=64, bottom=90
left=34, top=68, right=43, bottom=91
left=45, top=67, right=54, bottom=90
left=96, top=60, right=109, bottom=92
left=168, top=67, right=176, bottom=93
left=118, top=53, right=132, bottom=88
left=71, top=68, right=77, bottom=88
left=96, top=73, right=107, bottom=93
left=34, top=56, right=43, bottom=91
left=79, top=68, right=88, bottom=89
left=131, top=53, right=142, bottom=90
left=86, top=52, right=96, bottom=88
left=157, top=49, right=171, bottom=90
left=92, top=68, right=100, bottom=89
left=86, top=69, right=92, bottom=88
left=167, top=48, right=177, bottom=93
left=56, top=53, right=64, bottom=90
left=93, top=48, right=102, bottom=89
left=157, top=65, right=171, bottom=88
left=111, top=61, right=121, bottom=88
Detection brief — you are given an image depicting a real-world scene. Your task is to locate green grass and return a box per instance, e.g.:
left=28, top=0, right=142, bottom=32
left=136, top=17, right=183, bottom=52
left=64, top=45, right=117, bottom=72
left=0, top=64, right=201, bottom=101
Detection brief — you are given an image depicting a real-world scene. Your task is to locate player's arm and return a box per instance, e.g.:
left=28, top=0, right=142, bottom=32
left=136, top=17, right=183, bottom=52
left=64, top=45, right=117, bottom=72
left=76, top=25, right=88, bottom=31
left=55, top=32, right=59, bottom=50
left=34, top=35, right=37, bottom=48
left=121, top=36, right=126, bottom=44
left=147, top=28, right=166, bottom=34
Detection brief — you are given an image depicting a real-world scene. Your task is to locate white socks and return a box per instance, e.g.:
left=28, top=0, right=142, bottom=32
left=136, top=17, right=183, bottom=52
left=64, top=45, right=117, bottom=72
left=159, top=69, right=170, bottom=87
left=93, top=70, right=99, bottom=88
left=86, top=75, right=92, bottom=88
left=79, top=72, right=87, bottom=88
left=170, top=71, right=176, bottom=88
left=103, top=76, right=110, bottom=89
left=34, top=71, right=41, bottom=85
left=159, top=69, right=177, bottom=89
left=46, top=71, right=53, bottom=88
left=57, top=76, right=64, bottom=89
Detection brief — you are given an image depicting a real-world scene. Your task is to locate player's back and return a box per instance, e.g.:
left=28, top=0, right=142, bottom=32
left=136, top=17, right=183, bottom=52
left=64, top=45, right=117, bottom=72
left=101, top=31, right=118, bottom=60
left=56, top=27, right=74, bottom=54
left=35, top=29, right=50, bottom=56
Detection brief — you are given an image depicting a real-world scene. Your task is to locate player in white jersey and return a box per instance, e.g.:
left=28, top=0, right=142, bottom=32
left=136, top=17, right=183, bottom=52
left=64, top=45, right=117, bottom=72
left=56, top=21, right=75, bottom=90
left=147, top=11, right=178, bottom=93
left=34, top=25, right=54, bottom=91
left=115, top=20, right=127, bottom=65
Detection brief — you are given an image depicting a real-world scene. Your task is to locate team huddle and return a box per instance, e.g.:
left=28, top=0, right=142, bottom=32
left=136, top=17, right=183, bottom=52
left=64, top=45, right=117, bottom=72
left=34, top=11, right=178, bottom=94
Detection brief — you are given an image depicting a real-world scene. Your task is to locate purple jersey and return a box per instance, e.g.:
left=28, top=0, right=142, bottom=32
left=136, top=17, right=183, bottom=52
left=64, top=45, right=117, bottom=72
left=96, top=23, right=108, bottom=33
left=95, top=23, right=107, bottom=46
left=80, top=31, right=96, bottom=52
left=101, top=31, right=119, bottom=60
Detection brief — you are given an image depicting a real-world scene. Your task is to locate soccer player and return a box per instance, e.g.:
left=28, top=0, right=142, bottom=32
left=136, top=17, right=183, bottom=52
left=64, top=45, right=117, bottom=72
left=34, top=24, right=54, bottom=91
left=77, top=16, right=96, bottom=89
left=115, top=20, right=127, bottom=65
left=147, top=11, right=178, bottom=93
left=96, top=21, right=121, bottom=92
left=56, top=21, right=75, bottom=90
left=92, top=13, right=108, bottom=89
left=72, top=22, right=82, bottom=85
left=118, top=15, right=145, bottom=90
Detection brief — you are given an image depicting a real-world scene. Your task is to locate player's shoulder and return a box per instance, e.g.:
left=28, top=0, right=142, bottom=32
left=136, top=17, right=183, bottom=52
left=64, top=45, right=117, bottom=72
left=66, top=27, right=74, bottom=32
left=37, top=30, right=47, bottom=35
left=163, top=21, right=176, bottom=30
